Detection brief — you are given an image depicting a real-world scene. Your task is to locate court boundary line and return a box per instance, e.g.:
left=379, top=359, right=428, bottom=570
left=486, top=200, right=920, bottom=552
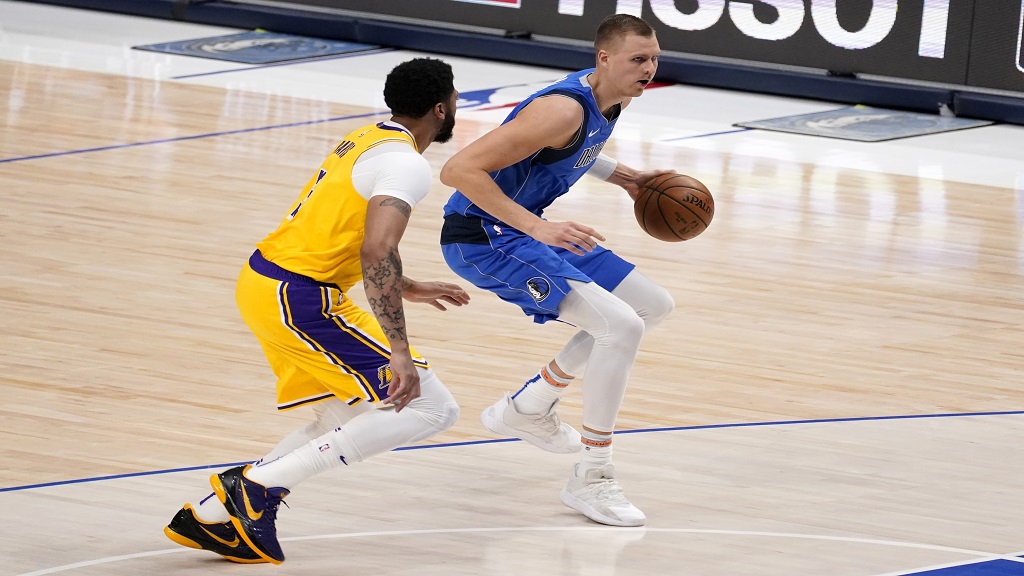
left=0, top=111, right=387, bottom=165
left=2, top=410, right=1021, bottom=493
left=0, top=96, right=718, bottom=165
left=12, top=526, right=1018, bottom=576
left=661, top=127, right=752, bottom=141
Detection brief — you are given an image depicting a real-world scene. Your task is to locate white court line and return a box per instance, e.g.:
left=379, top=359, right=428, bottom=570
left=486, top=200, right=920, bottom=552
left=15, top=526, right=1013, bottom=575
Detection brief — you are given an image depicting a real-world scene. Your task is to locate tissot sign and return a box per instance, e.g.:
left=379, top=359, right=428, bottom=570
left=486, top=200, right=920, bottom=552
left=562, top=0, right=973, bottom=83
left=273, top=0, right=1022, bottom=92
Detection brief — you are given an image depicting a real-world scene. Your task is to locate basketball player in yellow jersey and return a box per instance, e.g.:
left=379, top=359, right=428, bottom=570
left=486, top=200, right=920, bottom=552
left=164, top=58, right=469, bottom=565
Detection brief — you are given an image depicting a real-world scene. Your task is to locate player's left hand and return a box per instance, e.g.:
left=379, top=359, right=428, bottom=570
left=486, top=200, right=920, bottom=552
left=403, top=280, right=471, bottom=310
left=622, top=168, right=677, bottom=200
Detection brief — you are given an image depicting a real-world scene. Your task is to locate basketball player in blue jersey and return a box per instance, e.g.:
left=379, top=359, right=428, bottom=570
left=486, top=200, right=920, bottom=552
left=163, top=58, right=468, bottom=565
left=440, top=14, right=674, bottom=527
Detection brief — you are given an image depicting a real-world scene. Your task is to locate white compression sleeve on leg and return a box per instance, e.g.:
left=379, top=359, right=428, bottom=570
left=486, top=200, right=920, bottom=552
left=554, top=269, right=674, bottom=377
left=255, top=398, right=374, bottom=466
left=556, top=279, right=644, bottom=432
left=244, top=368, right=459, bottom=489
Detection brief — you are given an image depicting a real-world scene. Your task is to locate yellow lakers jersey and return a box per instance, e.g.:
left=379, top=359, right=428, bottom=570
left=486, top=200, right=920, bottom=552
left=256, top=123, right=418, bottom=291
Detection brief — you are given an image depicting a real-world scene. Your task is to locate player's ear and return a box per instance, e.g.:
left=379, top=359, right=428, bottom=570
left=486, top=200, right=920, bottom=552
left=435, top=101, right=446, bottom=119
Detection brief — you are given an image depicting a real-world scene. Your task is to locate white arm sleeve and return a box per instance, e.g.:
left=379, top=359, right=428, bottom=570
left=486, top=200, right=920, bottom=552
left=351, top=142, right=432, bottom=208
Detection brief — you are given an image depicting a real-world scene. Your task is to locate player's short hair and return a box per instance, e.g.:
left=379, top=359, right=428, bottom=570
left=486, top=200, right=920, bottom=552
left=595, top=13, right=655, bottom=51
left=384, top=58, right=455, bottom=118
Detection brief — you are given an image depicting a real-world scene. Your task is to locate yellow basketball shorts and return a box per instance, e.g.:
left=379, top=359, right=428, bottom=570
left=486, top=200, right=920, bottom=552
left=237, top=251, right=428, bottom=410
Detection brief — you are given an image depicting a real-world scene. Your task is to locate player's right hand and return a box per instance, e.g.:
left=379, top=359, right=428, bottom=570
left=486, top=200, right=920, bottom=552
left=531, top=220, right=606, bottom=256
left=383, top=353, right=420, bottom=413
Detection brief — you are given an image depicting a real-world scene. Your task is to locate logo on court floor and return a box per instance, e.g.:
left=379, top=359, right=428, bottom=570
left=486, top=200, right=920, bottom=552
left=526, top=277, right=550, bottom=302
left=133, top=31, right=377, bottom=65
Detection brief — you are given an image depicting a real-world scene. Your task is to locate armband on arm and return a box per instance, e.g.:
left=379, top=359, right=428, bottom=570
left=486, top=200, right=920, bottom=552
left=586, top=153, right=618, bottom=181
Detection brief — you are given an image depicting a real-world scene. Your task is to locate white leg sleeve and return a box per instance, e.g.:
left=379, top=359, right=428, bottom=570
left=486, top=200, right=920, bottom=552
left=330, top=367, right=460, bottom=462
left=554, top=269, right=674, bottom=377
left=556, top=280, right=645, bottom=433
left=244, top=367, right=460, bottom=489
left=255, top=398, right=375, bottom=465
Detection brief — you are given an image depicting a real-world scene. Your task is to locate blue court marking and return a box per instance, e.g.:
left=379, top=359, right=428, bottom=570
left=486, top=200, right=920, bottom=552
left=904, top=559, right=1024, bottom=575
left=0, top=123, right=747, bottom=165
left=661, top=127, right=752, bottom=141
left=170, top=47, right=396, bottom=80
left=0, top=81, right=744, bottom=166
left=0, top=462, right=251, bottom=493
left=0, top=111, right=388, bottom=165
left=1, top=410, right=1020, bottom=494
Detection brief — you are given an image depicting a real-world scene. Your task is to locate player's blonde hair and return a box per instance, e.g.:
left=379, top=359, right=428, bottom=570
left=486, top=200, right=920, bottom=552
left=595, top=14, right=655, bottom=51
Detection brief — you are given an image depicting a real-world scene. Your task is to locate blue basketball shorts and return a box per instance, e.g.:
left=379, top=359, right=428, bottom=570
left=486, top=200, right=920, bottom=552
left=440, top=214, right=636, bottom=323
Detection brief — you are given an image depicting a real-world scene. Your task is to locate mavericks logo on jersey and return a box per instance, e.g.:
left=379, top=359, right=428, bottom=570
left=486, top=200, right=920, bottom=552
left=526, top=277, right=550, bottom=302
left=573, top=141, right=606, bottom=169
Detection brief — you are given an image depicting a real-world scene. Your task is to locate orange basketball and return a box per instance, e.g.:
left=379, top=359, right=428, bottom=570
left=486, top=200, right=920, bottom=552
left=634, top=173, right=714, bottom=242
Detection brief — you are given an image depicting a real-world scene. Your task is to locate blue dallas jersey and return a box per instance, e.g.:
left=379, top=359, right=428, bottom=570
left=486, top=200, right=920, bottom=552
left=443, top=69, right=621, bottom=223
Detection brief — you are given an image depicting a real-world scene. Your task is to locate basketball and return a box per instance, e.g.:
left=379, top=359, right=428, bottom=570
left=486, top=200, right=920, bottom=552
left=634, top=173, right=714, bottom=242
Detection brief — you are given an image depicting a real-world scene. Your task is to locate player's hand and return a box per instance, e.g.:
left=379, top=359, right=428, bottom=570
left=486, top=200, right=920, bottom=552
left=623, top=168, right=677, bottom=201
left=383, top=353, right=420, bottom=412
left=403, top=280, right=471, bottom=311
left=530, top=219, right=606, bottom=256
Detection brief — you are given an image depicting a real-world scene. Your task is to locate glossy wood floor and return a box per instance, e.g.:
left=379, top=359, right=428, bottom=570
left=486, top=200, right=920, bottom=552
left=1, top=4, right=1023, bottom=575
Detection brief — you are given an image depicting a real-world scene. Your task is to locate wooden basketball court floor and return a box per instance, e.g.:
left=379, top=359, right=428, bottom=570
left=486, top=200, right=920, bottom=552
left=1, top=2, right=1022, bottom=574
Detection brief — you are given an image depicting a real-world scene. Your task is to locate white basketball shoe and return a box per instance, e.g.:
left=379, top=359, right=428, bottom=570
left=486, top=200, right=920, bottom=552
left=560, top=463, right=646, bottom=527
left=480, top=393, right=581, bottom=453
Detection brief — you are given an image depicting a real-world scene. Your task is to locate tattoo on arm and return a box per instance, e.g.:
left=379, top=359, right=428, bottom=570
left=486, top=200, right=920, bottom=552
left=379, top=197, right=411, bottom=219
left=362, top=247, right=408, bottom=346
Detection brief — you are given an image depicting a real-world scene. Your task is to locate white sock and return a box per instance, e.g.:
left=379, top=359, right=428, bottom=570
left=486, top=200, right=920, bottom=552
left=193, top=491, right=230, bottom=523
left=191, top=398, right=370, bottom=523
left=245, top=428, right=355, bottom=489
left=511, top=365, right=571, bottom=415
left=579, top=431, right=613, bottom=471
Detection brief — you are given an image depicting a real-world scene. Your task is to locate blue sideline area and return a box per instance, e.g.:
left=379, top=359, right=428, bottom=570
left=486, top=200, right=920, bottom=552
left=22, top=0, right=1024, bottom=126
left=907, top=560, right=1024, bottom=575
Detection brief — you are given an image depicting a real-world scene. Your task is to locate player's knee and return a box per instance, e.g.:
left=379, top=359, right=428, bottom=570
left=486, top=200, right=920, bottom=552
left=415, top=368, right=460, bottom=433
left=416, top=399, right=460, bottom=436
left=611, top=307, right=646, bottom=348
left=439, top=401, right=460, bottom=432
left=646, top=285, right=675, bottom=327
